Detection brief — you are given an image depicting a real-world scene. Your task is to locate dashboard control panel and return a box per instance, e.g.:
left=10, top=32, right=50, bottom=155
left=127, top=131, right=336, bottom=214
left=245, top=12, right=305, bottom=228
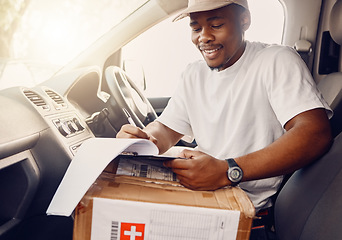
left=52, top=115, right=85, bottom=137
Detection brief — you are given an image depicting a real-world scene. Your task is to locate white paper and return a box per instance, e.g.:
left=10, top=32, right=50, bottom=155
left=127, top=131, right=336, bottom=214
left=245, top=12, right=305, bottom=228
left=46, top=138, right=158, bottom=216
left=91, top=198, right=240, bottom=240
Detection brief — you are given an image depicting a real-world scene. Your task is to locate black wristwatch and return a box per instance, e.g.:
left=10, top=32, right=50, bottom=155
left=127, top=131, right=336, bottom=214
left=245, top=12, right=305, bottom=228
left=226, top=158, right=243, bottom=186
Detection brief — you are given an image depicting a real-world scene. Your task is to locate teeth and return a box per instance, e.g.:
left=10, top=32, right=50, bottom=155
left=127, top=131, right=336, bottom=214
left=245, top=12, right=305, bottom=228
left=203, top=48, right=220, bottom=53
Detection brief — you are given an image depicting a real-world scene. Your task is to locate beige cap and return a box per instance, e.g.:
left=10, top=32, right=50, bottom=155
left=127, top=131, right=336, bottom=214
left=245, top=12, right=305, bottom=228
left=173, top=0, right=249, bottom=21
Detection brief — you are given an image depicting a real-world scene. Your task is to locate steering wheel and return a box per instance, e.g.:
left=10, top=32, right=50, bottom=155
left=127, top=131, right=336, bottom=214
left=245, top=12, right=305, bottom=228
left=104, top=66, right=157, bottom=130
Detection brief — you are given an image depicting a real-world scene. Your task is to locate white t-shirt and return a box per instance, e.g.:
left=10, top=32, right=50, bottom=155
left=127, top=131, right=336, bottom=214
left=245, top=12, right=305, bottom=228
left=157, top=41, right=332, bottom=211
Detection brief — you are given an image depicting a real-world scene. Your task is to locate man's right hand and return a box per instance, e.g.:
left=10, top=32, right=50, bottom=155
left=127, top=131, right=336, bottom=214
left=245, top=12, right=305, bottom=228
left=116, top=124, right=158, bottom=145
left=117, top=121, right=183, bottom=155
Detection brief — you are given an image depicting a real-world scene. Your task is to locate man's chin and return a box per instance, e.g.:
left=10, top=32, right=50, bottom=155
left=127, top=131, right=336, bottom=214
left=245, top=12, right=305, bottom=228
left=208, top=64, right=223, bottom=71
left=204, top=58, right=224, bottom=71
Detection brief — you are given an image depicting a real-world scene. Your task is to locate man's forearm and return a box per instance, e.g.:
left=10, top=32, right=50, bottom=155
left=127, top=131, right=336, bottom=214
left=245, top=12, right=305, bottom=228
left=235, top=108, right=332, bottom=182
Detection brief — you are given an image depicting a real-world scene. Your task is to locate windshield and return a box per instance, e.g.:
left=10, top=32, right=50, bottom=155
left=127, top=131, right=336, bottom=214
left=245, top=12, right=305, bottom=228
left=0, top=0, right=148, bottom=90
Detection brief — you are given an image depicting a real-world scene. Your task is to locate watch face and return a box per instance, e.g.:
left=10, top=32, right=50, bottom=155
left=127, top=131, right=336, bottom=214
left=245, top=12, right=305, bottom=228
left=229, top=167, right=242, bottom=182
left=226, top=159, right=243, bottom=185
left=231, top=169, right=241, bottom=180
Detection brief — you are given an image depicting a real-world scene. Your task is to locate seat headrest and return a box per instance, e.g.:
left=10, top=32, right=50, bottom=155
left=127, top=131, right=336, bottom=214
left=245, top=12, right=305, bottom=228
left=330, top=0, right=342, bottom=44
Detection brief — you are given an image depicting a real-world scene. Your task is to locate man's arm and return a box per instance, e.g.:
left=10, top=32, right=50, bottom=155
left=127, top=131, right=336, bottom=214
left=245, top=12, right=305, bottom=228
left=164, top=108, right=332, bottom=190
left=237, top=108, right=332, bottom=181
left=116, top=121, right=184, bottom=154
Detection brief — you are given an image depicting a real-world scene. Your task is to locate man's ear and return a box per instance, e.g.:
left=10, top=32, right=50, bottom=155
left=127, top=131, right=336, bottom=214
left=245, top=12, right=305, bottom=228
left=241, top=10, right=251, bottom=31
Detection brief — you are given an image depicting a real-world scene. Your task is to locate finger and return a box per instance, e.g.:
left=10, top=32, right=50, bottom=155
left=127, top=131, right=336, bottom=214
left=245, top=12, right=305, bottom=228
left=148, top=134, right=158, bottom=145
left=176, top=175, right=193, bottom=188
left=163, top=158, right=192, bottom=169
left=176, top=175, right=203, bottom=190
left=177, top=174, right=211, bottom=191
left=171, top=167, right=189, bottom=176
left=116, top=124, right=149, bottom=139
left=180, top=149, right=199, bottom=159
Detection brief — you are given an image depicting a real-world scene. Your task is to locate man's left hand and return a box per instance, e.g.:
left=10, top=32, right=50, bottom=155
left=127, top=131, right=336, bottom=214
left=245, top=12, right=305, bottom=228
left=163, top=149, right=230, bottom=190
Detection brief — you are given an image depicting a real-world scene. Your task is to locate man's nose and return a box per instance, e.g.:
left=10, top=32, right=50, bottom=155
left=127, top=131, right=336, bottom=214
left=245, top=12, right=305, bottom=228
left=198, top=28, right=214, bottom=43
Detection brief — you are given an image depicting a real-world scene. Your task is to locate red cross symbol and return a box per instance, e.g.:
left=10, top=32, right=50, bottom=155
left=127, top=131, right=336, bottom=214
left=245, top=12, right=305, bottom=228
left=120, top=222, right=145, bottom=240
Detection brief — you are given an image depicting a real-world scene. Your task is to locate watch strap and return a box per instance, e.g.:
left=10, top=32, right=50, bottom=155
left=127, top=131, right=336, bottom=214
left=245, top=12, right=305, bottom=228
left=227, top=158, right=239, bottom=168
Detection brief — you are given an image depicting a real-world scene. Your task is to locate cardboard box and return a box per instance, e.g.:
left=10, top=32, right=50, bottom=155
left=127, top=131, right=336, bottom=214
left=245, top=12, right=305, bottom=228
left=73, top=173, right=255, bottom=240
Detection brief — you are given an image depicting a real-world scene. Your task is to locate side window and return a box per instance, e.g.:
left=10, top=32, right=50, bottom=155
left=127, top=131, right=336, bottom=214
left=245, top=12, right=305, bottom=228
left=122, top=19, right=201, bottom=97
left=245, top=0, right=284, bottom=44
left=122, top=0, right=284, bottom=97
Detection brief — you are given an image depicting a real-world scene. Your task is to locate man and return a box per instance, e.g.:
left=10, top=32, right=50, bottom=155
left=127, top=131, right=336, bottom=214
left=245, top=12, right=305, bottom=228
left=117, top=0, right=332, bottom=213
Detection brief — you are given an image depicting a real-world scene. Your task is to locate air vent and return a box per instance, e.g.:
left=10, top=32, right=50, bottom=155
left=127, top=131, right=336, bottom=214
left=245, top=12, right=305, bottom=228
left=45, top=89, right=67, bottom=109
left=23, top=90, right=50, bottom=110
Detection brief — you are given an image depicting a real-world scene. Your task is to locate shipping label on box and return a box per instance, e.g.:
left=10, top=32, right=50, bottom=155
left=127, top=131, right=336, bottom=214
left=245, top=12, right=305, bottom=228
left=91, top=198, right=240, bottom=240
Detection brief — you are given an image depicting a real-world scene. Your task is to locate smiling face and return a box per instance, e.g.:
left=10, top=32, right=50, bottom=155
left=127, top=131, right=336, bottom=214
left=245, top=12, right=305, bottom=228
left=190, top=4, right=250, bottom=71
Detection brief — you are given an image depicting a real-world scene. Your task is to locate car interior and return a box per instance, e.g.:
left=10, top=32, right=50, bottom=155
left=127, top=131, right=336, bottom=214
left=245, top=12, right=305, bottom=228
left=275, top=0, right=342, bottom=239
left=0, top=0, right=341, bottom=239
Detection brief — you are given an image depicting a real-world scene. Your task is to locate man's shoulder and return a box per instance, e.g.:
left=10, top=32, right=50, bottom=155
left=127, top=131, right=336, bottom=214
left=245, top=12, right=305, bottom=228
left=245, top=42, right=301, bottom=68
left=251, top=42, right=298, bottom=59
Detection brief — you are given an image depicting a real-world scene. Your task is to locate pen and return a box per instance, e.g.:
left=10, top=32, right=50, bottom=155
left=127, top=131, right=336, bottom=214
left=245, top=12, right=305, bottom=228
left=123, top=108, right=137, bottom=127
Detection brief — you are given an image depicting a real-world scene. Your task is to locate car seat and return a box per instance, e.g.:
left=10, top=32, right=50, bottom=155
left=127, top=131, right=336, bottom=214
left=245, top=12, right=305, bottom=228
left=317, top=0, right=342, bottom=137
left=274, top=131, right=342, bottom=240
left=274, top=1, right=342, bottom=239
left=318, top=72, right=342, bottom=137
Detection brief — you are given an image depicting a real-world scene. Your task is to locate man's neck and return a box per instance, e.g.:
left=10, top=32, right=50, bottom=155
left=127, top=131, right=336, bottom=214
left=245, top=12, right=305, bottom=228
left=215, top=40, right=246, bottom=71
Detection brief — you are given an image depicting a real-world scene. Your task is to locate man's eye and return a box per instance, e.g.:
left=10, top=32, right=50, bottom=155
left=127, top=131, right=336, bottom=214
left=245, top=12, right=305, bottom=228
left=192, top=27, right=201, bottom=32
left=212, top=24, right=224, bottom=29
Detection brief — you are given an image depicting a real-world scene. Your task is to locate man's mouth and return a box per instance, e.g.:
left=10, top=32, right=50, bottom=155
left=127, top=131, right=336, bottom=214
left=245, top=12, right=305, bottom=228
left=199, top=45, right=223, bottom=59
left=202, top=47, right=221, bottom=53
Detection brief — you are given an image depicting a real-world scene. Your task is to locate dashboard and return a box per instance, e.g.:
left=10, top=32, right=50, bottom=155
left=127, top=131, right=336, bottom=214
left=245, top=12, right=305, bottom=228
left=0, top=66, right=111, bottom=235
